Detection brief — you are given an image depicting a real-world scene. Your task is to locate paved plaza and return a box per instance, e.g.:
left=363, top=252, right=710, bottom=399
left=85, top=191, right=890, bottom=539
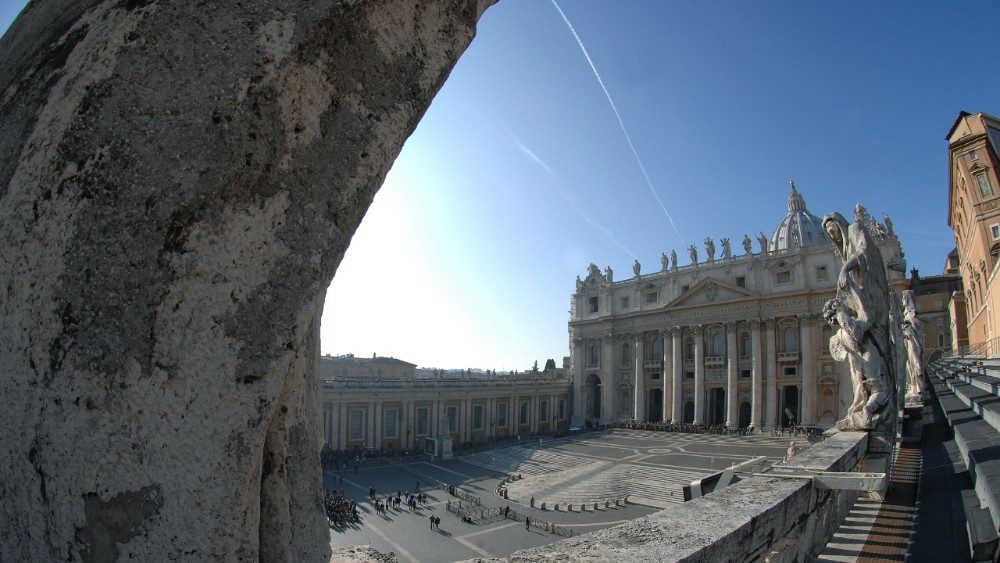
left=327, top=429, right=809, bottom=562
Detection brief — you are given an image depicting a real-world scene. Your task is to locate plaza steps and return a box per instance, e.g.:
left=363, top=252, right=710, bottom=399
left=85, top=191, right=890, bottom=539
left=924, top=355, right=1000, bottom=560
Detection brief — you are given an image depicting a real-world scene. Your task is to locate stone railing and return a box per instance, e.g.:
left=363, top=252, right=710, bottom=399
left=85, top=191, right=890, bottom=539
left=322, top=374, right=571, bottom=390
left=778, top=351, right=800, bottom=362
left=643, top=359, right=663, bottom=368
left=704, top=355, right=725, bottom=366
left=505, top=431, right=869, bottom=561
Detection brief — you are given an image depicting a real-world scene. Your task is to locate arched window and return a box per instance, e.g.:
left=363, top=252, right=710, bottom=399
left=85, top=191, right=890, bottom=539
left=650, top=337, right=664, bottom=361
left=621, top=343, right=631, bottom=367
left=589, top=345, right=599, bottom=366
left=820, top=325, right=833, bottom=352
left=685, top=337, right=695, bottom=360
left=711, top=332, right=725, bottom=356
left=782, top=325, right=798, bottom=353
left=739, top=332, right=751, bottom=358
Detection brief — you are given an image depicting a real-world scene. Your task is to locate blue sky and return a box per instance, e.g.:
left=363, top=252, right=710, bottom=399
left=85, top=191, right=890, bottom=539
left=4, top=2, right=999, bottom=370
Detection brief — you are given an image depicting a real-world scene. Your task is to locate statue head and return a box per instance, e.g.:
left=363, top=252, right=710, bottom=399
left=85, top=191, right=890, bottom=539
left=822, top=212, right=849, bottom=258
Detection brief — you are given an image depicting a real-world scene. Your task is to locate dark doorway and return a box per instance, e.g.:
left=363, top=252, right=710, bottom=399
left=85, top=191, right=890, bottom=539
left=782, top=385, right=800, bottom=428
left=683, top=401, right=695, bottom=423
left=648, top=389, right=663, bottom=422
left=738, top=401, right=751, bottom=428
left=585, top=373, right=602, bottom=421
left=708, top=388, right=726, bottom=426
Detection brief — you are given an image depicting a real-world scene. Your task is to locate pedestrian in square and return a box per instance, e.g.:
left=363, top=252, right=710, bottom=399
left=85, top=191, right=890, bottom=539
left=429, top=515, right=434, bottom=529
left=525, top=516, right=530, bottom=530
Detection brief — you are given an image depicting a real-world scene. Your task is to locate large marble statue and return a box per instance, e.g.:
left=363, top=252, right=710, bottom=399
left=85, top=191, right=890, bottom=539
left=742, top=234, right=753, bottom=255
left=661, top=253, right=669, bottom=272
left=757, top=231, right=769, bottom=255
left=688, top=245, right=698, bottom=265
left=671, top=249, right=678, bottom=270
left=821, top=211, right=896, bottom=433
left=901, top=290, right=925, bottom=404
left=605, top=266, right=614, bottom=283
left=633, top=259, right=641, bottom=278
left=884, top=214, right=895, bottom=238
left=720, top=238, right=732, bottom=260
left=704, top=237, right=715, bottom=263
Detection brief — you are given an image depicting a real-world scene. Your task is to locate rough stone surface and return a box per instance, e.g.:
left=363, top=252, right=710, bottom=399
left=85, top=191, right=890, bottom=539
left=0, top=1, right=493, bottom=560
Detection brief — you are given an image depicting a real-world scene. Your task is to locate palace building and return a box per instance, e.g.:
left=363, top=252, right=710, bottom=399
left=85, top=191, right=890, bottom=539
left=569, top=186, right=907, bottom=430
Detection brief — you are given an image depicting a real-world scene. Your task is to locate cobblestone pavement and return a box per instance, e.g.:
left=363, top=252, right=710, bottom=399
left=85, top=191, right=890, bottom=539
left=327, top=429, right=809, bottom=562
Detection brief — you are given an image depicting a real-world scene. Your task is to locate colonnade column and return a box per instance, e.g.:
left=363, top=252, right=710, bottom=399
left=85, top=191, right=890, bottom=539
left=374, top=401, right=382, bottom=449
left=693, top=325, right=705, bottom=425
left=571, top=338, right=584, bottom=427
left=601, top=334, right=616, bottom=423
left=368, top=401, right=376, bottom=448
left=765, top=320, right=778, bottom=428
left=338, top=404, right=348, bottom=450
left=800, top=317, right=815, bottom=426
left=661, top=331, right=670, bottom=422
left=531, top=395, right=539, bottom=433
left=633, top=334, right=645, bottom=421
left=725, top=324, right=738, bottom=428
left=750, top=321, right=763, bottom=429
left=406, top=400, right=415, bottom=449
left=460, top=399, right=469, bottom=443
left=671, top=330, right=683, bottom=423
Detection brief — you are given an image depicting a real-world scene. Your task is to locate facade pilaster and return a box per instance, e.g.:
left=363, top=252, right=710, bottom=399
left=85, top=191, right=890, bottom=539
left=800, top=316, right=816, bottom=426
left=671, top=329, right=683, bottom=423
left=601, top=335, right=616, bottom=423
left=725, top=324, right=738, bottom=427
left=765, top=320, right=778, bottom=428
left=634, top=333, right=645, bottom=421
left=693, top=325, right=705, bottom=425
left=571, top=338, right=584, bottom=427
left=750, top=320, right=763, bottom=429
left=661, top=330, right=670, bottom=422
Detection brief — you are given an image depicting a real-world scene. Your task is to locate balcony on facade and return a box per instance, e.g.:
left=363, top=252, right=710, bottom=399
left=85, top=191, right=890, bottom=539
left=643, top=359, right=663, bottom=369
left=777, top=351, right=800, bottom=362
left=704, top=355, right=725, bottom=367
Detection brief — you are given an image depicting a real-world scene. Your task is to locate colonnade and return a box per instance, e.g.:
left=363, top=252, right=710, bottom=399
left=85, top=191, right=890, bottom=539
left=574, top=316, right=823, bottom=429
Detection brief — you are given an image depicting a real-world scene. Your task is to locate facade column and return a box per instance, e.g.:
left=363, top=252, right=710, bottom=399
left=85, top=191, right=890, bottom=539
left=633, top=333, right=645, bottom=421
left=800, top=317, right=815, bottom=426
left=661, top=331, right=670, bottom=422
left=460, top=399, right=469, bottom=443
left=571, top=338, right=584, bottom=427
left=368, top=402, right=376, bottom=448
left=338, top=402, right=348, bottom=450
left=531, top=395, right=539, bottom=433
left=765, top=321, right=778, bottom=428
left=671, top=329, right=683, bottom=423
left=694, top=325, right=705, bottom=425
left=725, top=324, right=738, bottom=427
left=512, top=391, right=520, bottom=433
left=750, top=321, right=763, bottom=429
left=433, top=400, right=442, bottom=437
left=601, top=334, right=616, bottom=423
left=406, top=400, right=415, bottom=449
left=374, top=401, right=383, bottom=450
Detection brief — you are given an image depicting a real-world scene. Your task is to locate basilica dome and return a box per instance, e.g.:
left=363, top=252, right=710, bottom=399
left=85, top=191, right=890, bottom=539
left=769, top=185, right=827, bottom=252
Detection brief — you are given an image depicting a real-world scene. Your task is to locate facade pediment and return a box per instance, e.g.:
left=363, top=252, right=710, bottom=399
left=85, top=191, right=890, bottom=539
left=666, top=277, right=758, bottom=308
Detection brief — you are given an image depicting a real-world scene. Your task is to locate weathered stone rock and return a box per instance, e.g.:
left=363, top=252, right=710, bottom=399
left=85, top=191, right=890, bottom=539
left=0, top=1, right=493, bottom=559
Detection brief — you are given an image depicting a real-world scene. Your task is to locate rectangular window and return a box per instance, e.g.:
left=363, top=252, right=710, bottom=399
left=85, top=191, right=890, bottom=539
left=620, top=296, right=630, bottom=309
left=938, top=333, right=945, bottom=346
left=971, top=148, right=979, bottom=161
left=447, top=406, right=458, bottom=433
left=991, top=224, right=1000, bottom=240
left=558, top=399, right=565, bottom=419
left=783, top=367, right=796, bottom=376
left=349, top=410, right=364, bottom=441
left=736, top=276, right=746, bottom=288
left=588, top=296, right=599, bottom=313
left=650, top=372, right=660, bottom=379
left=520, top=402, right=529, bottom=425
left=681, top=285, right=690, bottom=293
left=741, top=369, right=751, bottom=378
left=497, top=403, right=508, bottom=428
left=384, top=409, right=397, bottom=439
left=816, top=265, right=828, bottom=281
left=685, top=371, right=694, bottom=380
left=978, top=174, right=992, bottom=196
left=776, top=271, right=792, bottom=284
left=540, top=400, right=549, bottom=422
left=473, top=405, right=484, bottom=430
left=416, top=408, right=429, bottom=435
left=644, top=291, right=658, bottom=304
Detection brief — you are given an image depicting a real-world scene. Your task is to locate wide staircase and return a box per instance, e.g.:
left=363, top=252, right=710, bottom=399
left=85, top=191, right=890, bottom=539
left=923, top=353, right=1000, bottom=560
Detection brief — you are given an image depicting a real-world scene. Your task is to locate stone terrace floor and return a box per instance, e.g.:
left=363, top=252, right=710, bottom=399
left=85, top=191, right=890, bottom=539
left=326, top=429, right=811, bottom=562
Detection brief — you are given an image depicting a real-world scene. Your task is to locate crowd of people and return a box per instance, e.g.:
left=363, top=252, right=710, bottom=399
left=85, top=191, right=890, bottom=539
left=612, top=420, right=824, bottom=441
left=323, top=490, right=359, bottom=525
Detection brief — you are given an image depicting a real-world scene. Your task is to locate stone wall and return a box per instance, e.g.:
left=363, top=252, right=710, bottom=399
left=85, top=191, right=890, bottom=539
left=500, top=431, right=868, bottom=562
left=0, top=1, right=493, bottom=560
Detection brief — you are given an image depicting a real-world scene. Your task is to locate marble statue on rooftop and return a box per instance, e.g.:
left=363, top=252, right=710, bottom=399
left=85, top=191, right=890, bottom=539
left=661, top=252, right=669, bottom=272
left=757, top=231, right=769, bottom=255
left=605, top=266, right=613, bottom=283
left=884, top=215, right=895, bottom=238
left=576, top=275, right=582, bottom=290
left=633, top=259, right=641, bottom=278
left=720, top=238, right=731, bottom=260
left=688, top=245, right=698, bottom=265
left=704, top=237, right=715, bottom=263
left=742, top=234, right=753, bottom=255
left=901, top=290, right=925, bottom=405
left=671, top=249, right=678, bottom=270
left=822, top=210, right=896, bottom=433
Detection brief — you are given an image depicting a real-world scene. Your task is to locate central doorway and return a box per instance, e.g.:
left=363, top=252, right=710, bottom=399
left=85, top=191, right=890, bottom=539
left=647, top=389, right=663, bottom=422
left=708, top=388, right=726, bottom=426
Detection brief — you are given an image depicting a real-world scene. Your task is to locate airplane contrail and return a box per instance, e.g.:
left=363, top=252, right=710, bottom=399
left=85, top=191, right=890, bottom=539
left=497, top=118, right=637, bottom=260
left=550, top=0, right=685, bottom=246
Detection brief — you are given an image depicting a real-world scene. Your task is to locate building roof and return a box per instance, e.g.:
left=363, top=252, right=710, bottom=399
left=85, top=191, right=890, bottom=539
left=769, top=184, right=827, bottom=252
